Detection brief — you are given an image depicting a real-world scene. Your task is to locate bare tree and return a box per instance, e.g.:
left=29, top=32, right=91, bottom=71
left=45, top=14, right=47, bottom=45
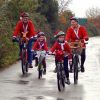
left=58, top=0, right=72, bottom=13
left=86, top=7, right=100, bottom=18
left=86, top=7, right=100, bottom=29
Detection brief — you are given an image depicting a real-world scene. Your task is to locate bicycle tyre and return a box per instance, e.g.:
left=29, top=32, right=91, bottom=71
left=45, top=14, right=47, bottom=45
left=73, top=56, right=79, bottom=84
left=57, top=73, right=65, bottom=92
left=38, top=64, right=42, bottom=79
left=21, top=49, right=27, bottom=75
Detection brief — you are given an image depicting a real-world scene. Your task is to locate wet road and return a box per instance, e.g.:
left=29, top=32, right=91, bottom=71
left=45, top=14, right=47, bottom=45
left=0, top=37, right=100, bottom=100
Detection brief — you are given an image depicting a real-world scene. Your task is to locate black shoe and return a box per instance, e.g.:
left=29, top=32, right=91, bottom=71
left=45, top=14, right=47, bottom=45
left=29, top=64, right=33, bottom=68
left=53, top=68, right=57, bottom=73
left=35, top=63, right=38, bottom=67
left=81, top=66, right=85, bottom=72
left=69, top=68, right=73, bottom=73
left=65, top=78, right=71, bottom=85
left=43, top=69, right=46, bottom=75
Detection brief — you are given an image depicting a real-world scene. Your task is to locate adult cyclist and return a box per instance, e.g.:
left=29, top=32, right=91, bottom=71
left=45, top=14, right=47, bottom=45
left=12, top=12, right=36, bottom=68
left=65, top=17, right=89, bottom=72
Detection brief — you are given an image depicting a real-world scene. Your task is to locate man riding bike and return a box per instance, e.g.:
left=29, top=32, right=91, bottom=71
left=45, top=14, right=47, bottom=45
left=12, top=12, right=36, bottom=68
left=65, top=17, right=89, bottom=72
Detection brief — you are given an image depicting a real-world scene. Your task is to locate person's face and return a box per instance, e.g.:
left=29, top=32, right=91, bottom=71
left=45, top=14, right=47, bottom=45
left=71, top=20, right=78, bottom=28
left=58, top=35, right=65, bottom=42
left=39, top=36, right=45, bottom=42
left=22, top=16, right=29, bottom=23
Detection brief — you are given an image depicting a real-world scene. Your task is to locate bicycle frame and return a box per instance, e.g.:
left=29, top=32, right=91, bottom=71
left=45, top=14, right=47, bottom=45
left=69, top=40, right=84, bottom=84
left=36, top=50, right=46, bottom=79
left=15, top=32, right=29, bottom=74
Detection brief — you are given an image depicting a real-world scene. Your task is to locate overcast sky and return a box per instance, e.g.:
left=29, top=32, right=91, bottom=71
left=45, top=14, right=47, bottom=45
left=68, top=0, right=100, bottom=17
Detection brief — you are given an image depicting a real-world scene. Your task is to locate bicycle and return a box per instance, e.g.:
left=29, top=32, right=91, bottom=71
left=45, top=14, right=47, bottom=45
left=13, top=32, right=29, bottom=75
left=69, top=40, right=85, bottom=84
left=36, top=50, right=46, bottom=79
left=49, top=51, right=66, bottom=92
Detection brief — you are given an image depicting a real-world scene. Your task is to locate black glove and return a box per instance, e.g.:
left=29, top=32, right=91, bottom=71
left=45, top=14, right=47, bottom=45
left=12, top=37, right=19, bottom=42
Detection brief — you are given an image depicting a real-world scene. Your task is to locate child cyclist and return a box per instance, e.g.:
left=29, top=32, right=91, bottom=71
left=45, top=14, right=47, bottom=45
left=32, top=32, right=48, bottom=74
left=50, top=31, right=72, bottom=85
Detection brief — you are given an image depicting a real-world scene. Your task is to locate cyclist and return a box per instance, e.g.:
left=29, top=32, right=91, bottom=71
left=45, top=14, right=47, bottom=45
left=65, top=16, right=89, bottom=72
left=12, top=12, right=36, bottom=68
left=50, top=31, right=71, bottom=85
left=32, top=32, right=48, bottom=74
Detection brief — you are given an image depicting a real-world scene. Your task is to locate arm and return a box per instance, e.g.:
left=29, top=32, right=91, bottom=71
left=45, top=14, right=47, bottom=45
left=65, top=28, right=71, bottom=42
left=44, top=42, right=48, bottom=51
left=32, top=41, right=38, bottom=50
left=29, top=21, right=36, bottom=38
left=81, top=26, right=89, bottom=41
left=50, top=42, right=57, bottom=53
left=65, top=43, right=72, bottom=54
left=13, top=21, right=21, bottom=37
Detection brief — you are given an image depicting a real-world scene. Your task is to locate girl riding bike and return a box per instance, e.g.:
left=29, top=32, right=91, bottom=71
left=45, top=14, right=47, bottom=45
left=32, top=32, right=48, bottom=75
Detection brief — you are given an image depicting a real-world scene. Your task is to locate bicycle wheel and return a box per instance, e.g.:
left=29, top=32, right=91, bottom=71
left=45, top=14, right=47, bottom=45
left=21, top=49, right=27, bottom=75
left=57, top=72, right=65, bottom=92
left=73, top=56, right=79, bottom=84
left=38, top=64, right=43, bottom=79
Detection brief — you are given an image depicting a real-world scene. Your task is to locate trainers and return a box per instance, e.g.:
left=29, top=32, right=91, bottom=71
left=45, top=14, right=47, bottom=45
left=65, top=78, right=71, bottom=85
left=29, top=64, right=33, bottom=68
left=81, top=66, right=85, bottom=72
left=43, top=68, right=46, bottom=75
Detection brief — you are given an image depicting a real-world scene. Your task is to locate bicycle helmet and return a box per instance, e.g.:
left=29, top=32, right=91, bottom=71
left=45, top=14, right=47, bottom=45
left=55, top=31, right=65, bottom=38
left=70, top=16, right=78, bottom=22
left=38, top=32, right=45, bottom=37
left=21, top=12, right=29, bottom=17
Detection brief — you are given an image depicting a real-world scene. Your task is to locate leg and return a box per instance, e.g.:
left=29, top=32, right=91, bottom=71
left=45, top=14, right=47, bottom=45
left=54, top=59, right=57, bottom=73
left=64, top=57, right=69, bottom=78
left=27, top=38, right=34, bottom=67
left=35, top=57, right=38, bottom=67
left=42, top=58, right=46, bottom=74
left=64, top=57, right=70, bottom=84
left=81, top=49, right=86, bottom=72
left=19, top=44, right=23, bottom=59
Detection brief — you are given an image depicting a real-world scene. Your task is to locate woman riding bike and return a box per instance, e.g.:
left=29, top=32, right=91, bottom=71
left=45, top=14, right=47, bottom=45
left=65, top=16, right=89, bottom=72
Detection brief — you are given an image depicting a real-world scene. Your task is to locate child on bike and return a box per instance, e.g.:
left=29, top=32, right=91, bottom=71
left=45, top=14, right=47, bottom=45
left=50, top=31, right=72, bottom=85
left=32, top=32, right=48, bottom=74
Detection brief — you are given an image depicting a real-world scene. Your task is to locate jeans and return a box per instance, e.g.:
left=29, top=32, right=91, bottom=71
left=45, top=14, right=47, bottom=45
left=19, top=38, right=34, bottom=64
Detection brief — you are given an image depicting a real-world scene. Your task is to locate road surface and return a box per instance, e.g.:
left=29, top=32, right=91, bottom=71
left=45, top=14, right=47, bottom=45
left=0, top=37, right=100, bottom=100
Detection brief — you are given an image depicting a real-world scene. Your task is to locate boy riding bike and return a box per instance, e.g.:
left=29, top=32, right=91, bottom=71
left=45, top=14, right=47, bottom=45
left=32, top=32, right=48, bottom=75
left=50, top=31, right=72, bottom=85
left=12, top=12, right=36, bottom=68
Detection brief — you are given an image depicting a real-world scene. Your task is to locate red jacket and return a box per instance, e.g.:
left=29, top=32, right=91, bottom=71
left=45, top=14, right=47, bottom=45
left=51, top=41, right=71, bottom=61
left=65, top=26, right=89, bottom=47
left=13, top=20, right=36, bottom=39
left=33, top=40, right=48, bottom=51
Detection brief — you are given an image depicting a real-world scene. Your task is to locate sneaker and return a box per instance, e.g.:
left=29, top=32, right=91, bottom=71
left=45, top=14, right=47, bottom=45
left=81, top=66, right=85, bottom=72
left=29, top=64, right=33, bottom=68
left=43, top=68, right=46, bottom=75
left=65, top=78, right=71, bottom=85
